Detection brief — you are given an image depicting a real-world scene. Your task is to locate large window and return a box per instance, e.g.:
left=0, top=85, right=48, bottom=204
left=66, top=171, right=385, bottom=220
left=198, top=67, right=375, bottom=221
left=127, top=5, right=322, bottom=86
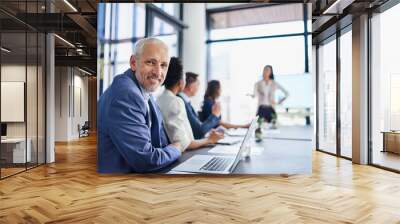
left=339, top=29, right=352, bottom=158
left=370, top=3, right=400, bottom=171
left=98, top=3, right=183, bottom=95
left=317, top=37, right=337, bottom=155
left=316, top=25, right=353, bottom=159
left=207, top=4, right=312, bottom=125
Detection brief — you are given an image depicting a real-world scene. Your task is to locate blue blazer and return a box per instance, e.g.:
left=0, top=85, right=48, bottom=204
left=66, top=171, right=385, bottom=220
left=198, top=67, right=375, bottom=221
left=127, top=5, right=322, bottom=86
left=97, top=69, right=181, bottom=173
left=177, top=93, right=220, bottom=139
left=199, top=98, right=220, bottom=129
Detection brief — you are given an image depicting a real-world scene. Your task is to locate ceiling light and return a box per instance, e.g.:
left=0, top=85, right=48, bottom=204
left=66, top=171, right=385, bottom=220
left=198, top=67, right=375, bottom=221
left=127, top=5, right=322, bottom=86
left=54, top=34, right=75, bottom=48
left=322, top=0, right=354, bottom=15
left=78, top=67, right=92, bottom=76
left=63, top=0, right=78, bottom=12
left=1, top=47, right=11, bottom=53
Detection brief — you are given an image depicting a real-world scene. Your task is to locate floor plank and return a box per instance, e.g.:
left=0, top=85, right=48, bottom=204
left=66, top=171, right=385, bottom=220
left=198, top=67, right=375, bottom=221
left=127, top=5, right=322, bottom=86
left=1, top=134, right=400, bottom=223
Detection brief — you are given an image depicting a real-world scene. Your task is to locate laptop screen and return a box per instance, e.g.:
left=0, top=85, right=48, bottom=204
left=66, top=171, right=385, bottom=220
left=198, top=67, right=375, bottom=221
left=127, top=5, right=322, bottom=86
left=228, top=116, right=258, bottom=172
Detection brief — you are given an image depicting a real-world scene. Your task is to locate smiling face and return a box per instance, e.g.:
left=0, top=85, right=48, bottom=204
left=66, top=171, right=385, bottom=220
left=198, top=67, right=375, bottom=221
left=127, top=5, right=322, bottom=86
left=130, top=42, right=170, bottom=92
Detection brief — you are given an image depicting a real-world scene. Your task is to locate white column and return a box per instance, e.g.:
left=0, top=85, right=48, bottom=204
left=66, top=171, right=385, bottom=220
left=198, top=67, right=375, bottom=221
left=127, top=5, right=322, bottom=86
left=46, top=32, right=55, bottom=163
left=182, top=3, right=207, bottom=110
left=352, top=14, right=369, bottom=164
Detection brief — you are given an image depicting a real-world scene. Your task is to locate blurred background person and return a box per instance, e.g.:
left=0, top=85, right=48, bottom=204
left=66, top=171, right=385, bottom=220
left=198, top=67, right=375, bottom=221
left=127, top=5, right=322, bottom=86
left=199, top=80, right=250, bottom=129
left=251, top=65, right=289, bottom=123
left=178, top=72, right=221, bottom=139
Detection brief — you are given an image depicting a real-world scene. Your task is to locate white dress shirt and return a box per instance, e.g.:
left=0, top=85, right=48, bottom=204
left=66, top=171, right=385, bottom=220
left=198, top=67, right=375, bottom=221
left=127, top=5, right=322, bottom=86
left=254, top=80, right=289, bottom=107
left=157, top=89, right=194, bottom=151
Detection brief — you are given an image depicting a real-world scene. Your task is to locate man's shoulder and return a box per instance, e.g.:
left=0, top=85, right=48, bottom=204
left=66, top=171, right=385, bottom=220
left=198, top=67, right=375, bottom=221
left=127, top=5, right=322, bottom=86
left=111, top=72, right=140, bottom=94
left=112, top=71, right=134, bottom=88
left=103, top=71, right=145, bottom=108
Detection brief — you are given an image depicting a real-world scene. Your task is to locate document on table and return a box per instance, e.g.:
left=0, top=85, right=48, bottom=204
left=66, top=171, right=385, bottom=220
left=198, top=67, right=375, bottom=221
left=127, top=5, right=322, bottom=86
left=208, top=145, right=264, bottom=156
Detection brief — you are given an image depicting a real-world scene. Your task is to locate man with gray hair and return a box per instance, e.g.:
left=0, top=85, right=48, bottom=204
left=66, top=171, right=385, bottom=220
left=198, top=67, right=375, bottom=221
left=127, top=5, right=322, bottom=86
left=97, top=37, right=182, bottom=173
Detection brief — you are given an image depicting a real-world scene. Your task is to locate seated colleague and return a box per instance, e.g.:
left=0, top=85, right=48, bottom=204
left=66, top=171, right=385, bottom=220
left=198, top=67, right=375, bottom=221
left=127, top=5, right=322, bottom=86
left=199, top=80, right=250, bottom=129
left=157, top=57, right=224, bottom=150
left=97, top=38, right=182, bottom=173
left=177, top=72, right=221, bottom=139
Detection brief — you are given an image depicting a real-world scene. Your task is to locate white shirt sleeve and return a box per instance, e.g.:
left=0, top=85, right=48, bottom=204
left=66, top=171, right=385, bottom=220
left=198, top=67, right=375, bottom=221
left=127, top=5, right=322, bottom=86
left=161, top=97, right=194, bottom=151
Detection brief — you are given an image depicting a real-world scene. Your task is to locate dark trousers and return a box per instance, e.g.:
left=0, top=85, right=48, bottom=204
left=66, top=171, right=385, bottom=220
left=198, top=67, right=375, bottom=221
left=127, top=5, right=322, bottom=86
left=256, top=105, right=276, bottom=123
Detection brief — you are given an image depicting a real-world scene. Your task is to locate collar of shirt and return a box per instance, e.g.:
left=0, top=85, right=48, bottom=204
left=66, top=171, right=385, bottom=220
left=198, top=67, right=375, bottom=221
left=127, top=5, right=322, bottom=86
left=178, top=92, right=190, bottom=103
left=138, top=83, right=151, bottom=103
left=164, top=89, right=177, bottom=98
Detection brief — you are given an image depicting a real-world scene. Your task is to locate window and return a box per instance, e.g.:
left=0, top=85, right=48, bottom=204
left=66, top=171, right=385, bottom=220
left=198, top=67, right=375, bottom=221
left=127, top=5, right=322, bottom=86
left=370, top=3, right=400, bottom=171
left=153, top=3, right=180, bottom=19
left=317, top=37, right=337, bottom=155
left=152, top=16, right=179, bottom=57
left=339, top=29, right=352, bottom=158
left=98, top=3, right=183, bottom=95
left=207, top=4, right=311, bottom=125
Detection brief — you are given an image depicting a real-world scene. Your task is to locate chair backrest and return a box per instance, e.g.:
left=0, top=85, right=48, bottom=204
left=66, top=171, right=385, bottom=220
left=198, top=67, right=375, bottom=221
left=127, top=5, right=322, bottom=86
left=82, top=121, right=90, bottom=129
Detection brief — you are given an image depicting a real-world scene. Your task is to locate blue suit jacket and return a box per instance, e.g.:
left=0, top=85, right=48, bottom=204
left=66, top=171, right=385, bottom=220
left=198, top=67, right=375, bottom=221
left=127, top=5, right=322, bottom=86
left=97, top=69, right=181, bottom=173
left=177, top=93, right=220, bottom=139
left=199, top=98, right=220, bottom=129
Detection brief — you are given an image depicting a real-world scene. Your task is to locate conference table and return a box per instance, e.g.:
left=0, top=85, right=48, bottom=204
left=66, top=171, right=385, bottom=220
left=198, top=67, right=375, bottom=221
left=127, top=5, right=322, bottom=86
left=162, top=125, right=313, bottom=175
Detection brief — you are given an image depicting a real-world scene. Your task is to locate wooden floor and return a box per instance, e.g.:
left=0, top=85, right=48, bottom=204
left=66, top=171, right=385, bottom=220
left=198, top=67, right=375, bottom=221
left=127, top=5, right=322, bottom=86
left=1, top=134, right=400, bottom=223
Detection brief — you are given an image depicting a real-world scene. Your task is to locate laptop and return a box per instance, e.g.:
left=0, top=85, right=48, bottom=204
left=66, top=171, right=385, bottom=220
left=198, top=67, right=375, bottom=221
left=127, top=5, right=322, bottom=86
left=171, top=117, right=258, bottom=174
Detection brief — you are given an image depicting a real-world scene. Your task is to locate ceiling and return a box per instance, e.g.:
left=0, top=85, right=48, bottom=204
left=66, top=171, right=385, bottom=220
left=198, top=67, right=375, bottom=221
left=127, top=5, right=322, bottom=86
left=311, top=0, right=390, bottom=43
left=0, top=0, right=98, bottom=75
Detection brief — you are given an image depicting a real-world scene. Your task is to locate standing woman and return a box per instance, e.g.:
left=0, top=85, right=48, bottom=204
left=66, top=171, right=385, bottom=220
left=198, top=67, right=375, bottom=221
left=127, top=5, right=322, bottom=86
left=253, top=65, right=289, bottom=123
left=200, top=80, right=249, bottom=129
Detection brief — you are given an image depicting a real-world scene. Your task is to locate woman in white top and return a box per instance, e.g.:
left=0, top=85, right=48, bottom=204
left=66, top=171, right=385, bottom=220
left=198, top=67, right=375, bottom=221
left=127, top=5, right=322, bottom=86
left=253, top=65, right=289, bottom=123
left=157, top=57, right=223, bottom=151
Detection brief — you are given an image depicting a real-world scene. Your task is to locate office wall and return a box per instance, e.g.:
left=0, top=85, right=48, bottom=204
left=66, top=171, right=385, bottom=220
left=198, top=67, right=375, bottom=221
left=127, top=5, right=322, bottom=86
left=55, top=67, right=89, bottom=141
left=1, top=65, right=42, bottom=139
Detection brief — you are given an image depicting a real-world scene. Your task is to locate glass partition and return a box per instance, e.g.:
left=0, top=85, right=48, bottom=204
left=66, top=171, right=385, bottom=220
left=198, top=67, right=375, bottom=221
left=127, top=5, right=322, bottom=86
left=1, top=30, right=28, bottom=177
left=317, top=37, right=337, bottom=155
left=0, top=0, right=46, bottom=179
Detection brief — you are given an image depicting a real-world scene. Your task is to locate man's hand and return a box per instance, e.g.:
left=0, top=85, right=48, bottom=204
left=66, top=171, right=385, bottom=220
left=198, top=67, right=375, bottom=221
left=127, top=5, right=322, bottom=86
left=170, top=142, right=183, bottom=152
left=207, top=129, right=224, bottom=144
left=211, top=102, right=221, bottom=117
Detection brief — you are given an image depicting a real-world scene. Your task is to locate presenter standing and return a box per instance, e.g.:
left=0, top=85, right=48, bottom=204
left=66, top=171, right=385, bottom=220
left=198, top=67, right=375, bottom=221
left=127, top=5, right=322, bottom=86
left=251, top=65, right=289, bottom=123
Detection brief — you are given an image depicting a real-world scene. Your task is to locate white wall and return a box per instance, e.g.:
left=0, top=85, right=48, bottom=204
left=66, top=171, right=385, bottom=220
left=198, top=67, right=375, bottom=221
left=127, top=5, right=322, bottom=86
left=55, top=67, right=89, bottom=141
left=182, top=3, right=207, bottom=111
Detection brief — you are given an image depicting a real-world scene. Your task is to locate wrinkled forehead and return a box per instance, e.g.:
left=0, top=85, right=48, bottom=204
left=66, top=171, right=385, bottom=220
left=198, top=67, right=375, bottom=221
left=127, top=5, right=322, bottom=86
left=139, top=42, right=169, bottom=62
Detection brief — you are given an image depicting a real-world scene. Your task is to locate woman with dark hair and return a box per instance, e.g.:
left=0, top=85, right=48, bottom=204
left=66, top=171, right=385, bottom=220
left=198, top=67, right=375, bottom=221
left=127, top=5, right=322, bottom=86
left=252, top=65, right=289, bottom=123
left=200, top=80, right=249, bottom=129
left=199, top=80, right=221, bottom=122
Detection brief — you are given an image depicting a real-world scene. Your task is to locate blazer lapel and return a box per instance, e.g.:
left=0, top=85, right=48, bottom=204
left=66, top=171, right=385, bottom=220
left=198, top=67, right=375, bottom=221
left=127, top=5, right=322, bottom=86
left=148, top=97, right=161, bottom=147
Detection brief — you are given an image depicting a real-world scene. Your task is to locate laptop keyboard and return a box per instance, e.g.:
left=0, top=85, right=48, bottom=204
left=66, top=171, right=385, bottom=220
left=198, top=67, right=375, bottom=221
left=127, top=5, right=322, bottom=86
left=200, top=157, right=232, bottom=172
